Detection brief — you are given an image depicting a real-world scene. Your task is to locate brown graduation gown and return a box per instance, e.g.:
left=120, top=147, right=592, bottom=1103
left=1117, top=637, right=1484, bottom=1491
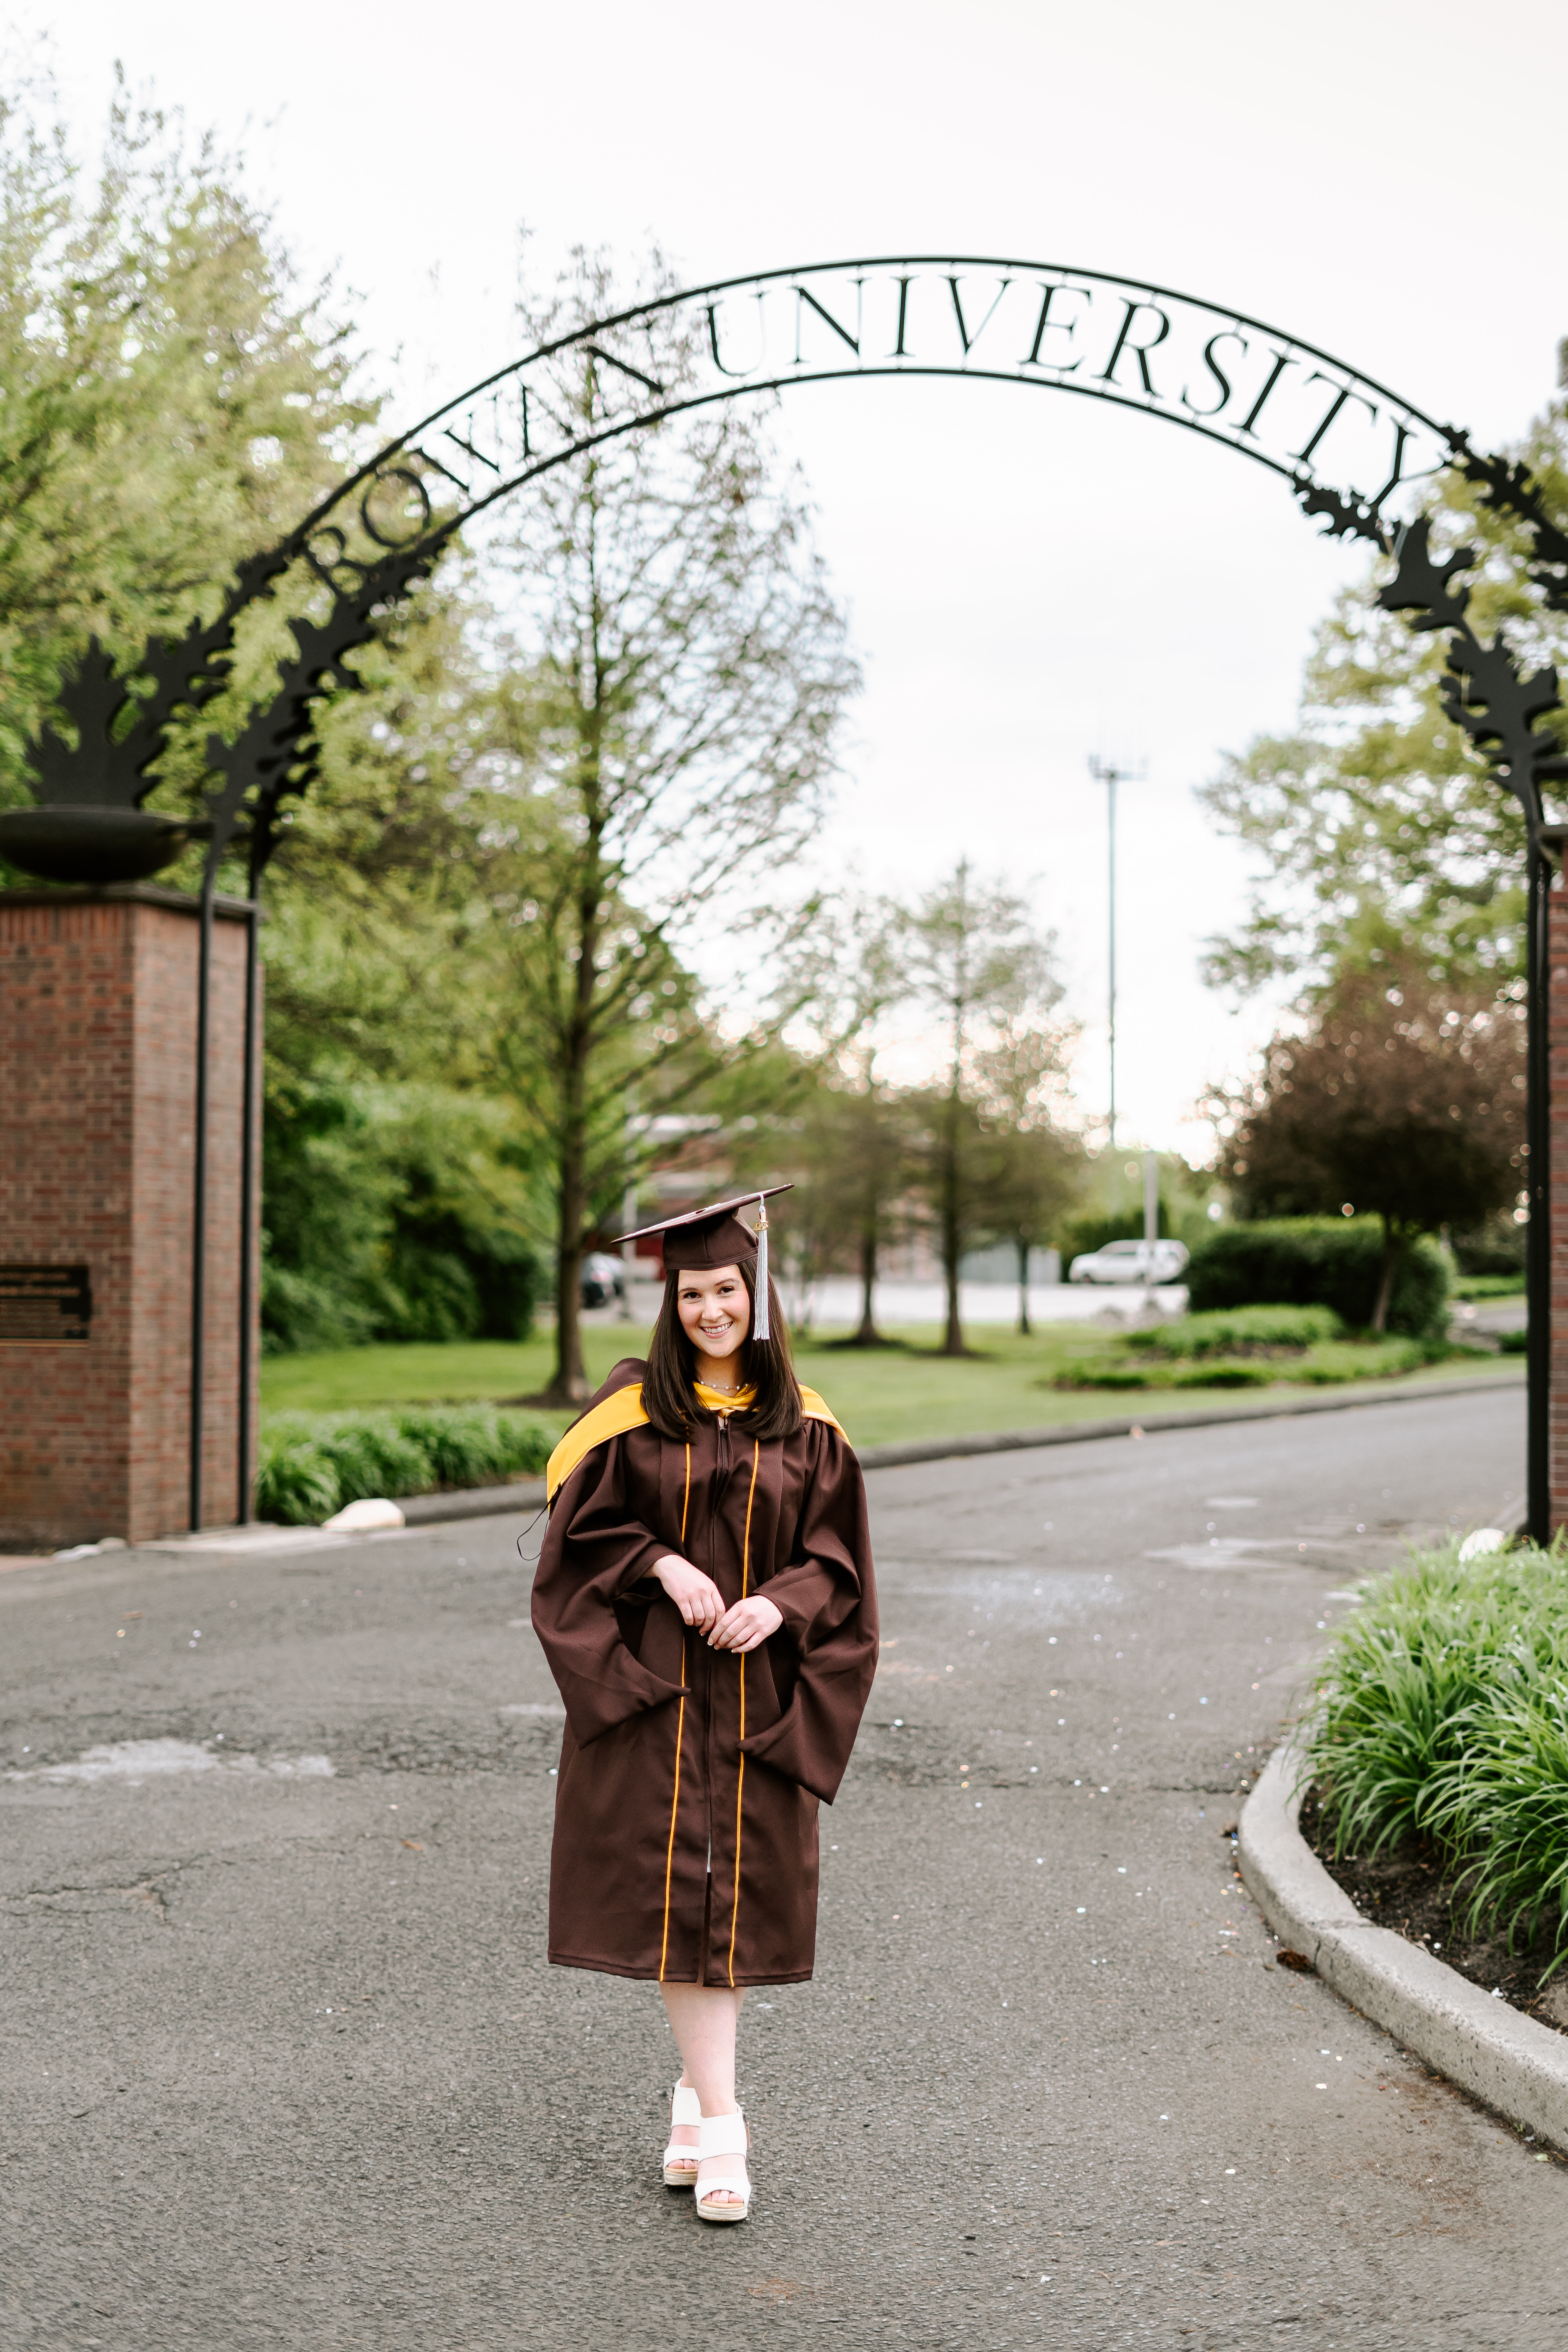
left=531, top=1359, right=878, bottom=1985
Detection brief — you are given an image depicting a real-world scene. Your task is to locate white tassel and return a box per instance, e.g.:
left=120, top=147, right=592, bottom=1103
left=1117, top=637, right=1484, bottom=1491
left=753, top=1195, right=770, bottom=1341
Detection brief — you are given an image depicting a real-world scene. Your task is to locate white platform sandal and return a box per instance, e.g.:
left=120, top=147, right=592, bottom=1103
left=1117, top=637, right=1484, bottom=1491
left=662, top=2081, right=701, bottom=2188
left=695, top=2108, right=751, bottom=2224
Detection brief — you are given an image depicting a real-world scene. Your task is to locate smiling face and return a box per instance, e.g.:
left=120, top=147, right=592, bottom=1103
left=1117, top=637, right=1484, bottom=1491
left=675, top=1262, right=749, bottom=1367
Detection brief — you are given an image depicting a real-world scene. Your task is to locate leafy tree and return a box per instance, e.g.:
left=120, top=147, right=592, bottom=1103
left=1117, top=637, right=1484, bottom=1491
left=0, top=79, right=557, bottom=1353
left=896, top=860, right=1068, bottom=1354
left=471, top=247, right=859, bottom=1403
left=968, top=1015, right=1083, bottom=1331
left=789, top=1085, right=918, bottom=1345
left=259, top=1076, right=543, bottom=1355
left=254, top=588, right=503, bottom=1063
left=1211, top=961, right=1524, bottom=1330
left=260, top=1075, right=399, bottom=1353
left=1198, top=399, right=1568, bottom=1004
left=250, top=589, right=555, bottom=1350
left=0, top=73, right=374, bottom=819
left=772, top=895, right=912, bottom=1345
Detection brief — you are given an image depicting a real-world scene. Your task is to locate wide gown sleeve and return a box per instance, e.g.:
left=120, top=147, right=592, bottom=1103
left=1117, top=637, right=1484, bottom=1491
left=740, top=1426, right=879, bottom=1804
left=531, top=1437, right=687, bottom=1747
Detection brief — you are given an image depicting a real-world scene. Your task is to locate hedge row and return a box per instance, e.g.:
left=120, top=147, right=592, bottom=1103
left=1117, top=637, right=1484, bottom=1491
left=1057, top=1332, right=1436, bottom=1392
left=1139, top=1303, right=1344, bottom=1357
left=257, top=1405, right=553, bottom=1525
left=1185, top=1218, right=1450, bottom=1337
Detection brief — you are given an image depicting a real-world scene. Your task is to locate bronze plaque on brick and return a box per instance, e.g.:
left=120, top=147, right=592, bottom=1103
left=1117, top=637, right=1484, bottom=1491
left=0, top=1265, right=92, bottom=1343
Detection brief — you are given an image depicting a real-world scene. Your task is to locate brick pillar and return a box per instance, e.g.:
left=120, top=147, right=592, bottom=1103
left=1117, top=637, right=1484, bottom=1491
left=1551, top=868, right=1568, bottom=1535
left=0, top=885, right=258, bottom=1548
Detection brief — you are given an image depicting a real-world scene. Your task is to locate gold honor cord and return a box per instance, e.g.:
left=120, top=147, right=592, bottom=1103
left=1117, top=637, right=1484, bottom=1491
left=657, top=1444, right=694, bottom=1984
left=728, top=1440, right=761, bottom=1988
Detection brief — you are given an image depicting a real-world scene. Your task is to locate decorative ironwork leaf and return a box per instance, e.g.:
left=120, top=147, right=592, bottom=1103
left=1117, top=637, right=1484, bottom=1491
left=23, top=543, right=298, bottom=811
left=1292, top=476, right=1388, bottom=548
left=1440, top=638, right=1562, bottom=826
left=1376, top=518, right=1476, bottom=632
left=1454, top=440, right=1568, bottom=613
left=196, top=528, right=456, bottom=889
left=26, top=639, right=131, bottom=806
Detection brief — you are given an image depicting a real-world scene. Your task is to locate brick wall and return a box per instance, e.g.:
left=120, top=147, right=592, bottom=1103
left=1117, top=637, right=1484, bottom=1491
left=0, top=886, right=257, bottom=1548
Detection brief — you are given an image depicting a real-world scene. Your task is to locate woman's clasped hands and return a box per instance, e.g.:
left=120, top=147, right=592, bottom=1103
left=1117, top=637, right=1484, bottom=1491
left=653, top=1554, right=783, bottom=1653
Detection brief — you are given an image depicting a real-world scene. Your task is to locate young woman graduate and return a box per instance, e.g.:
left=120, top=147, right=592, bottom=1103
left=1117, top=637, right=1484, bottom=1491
left=531, top=1189, right=878, bottom=2224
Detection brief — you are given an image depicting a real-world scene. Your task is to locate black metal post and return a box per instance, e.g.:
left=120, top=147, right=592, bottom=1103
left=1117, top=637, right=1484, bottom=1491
left=236, top=897, right=260, bottom=1523
left=1107, top=766, right=1117, bottom=1155
left=1528, top=839, right=1553, bottom=1545
left=189, top=870, right=215, bottom=1532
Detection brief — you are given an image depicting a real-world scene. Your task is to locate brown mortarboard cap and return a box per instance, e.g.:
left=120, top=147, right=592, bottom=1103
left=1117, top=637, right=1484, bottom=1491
left=612, top=1186, right=792, bottom=1272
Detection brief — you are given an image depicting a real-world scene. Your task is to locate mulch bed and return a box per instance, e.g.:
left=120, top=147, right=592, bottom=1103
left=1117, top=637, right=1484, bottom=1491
left=1298, top=1788, right=1568, bottom=2037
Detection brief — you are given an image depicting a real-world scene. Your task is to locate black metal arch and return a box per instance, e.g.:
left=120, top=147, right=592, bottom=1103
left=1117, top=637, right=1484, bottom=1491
left=5, top=255, right=1563, bottom=1538
left=292, top=254, right=1459, bottom=615
left=8, top=255, right=1520, bottom=879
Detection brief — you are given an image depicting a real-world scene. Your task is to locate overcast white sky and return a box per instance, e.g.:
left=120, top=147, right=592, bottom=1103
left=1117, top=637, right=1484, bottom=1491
left=23, top=0, right=1568, bottom=1157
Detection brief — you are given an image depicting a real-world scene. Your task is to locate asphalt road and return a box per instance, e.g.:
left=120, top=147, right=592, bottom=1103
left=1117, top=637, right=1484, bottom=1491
left=3, top=1387, right=1562, bottom=2351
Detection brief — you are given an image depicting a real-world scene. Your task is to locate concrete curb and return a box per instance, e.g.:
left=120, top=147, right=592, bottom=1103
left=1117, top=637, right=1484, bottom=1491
left=383, top=1373, right=1522, bottom=1524
left=398, top=1479, right=547, bottom=1524
left=1238, top=1731, right=1568, bottom=2152
left=851, top=1372, right=1523, bottom=1472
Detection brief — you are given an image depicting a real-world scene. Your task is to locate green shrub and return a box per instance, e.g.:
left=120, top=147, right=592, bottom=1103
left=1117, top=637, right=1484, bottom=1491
left=1185, top=1218, right=1449, bottom=1338
left=1053, top=1325, right=1444, bottom=1393
left=322, top=1415, right=436, bottom=1500
left=391, top=1404, right=551, bottom=1488
left=254, top=1425, right=341, bottom=1525
left=255, top=1405, right=553, bottom=1523
left=1142, top=1303, right=1343, bottom=1359
left=1498, top=1327, right=1530, bottom=1355
left=1308, top=1544, right=1568, bottom=1978
left=1297, top=1337, right=1432, bottom=1385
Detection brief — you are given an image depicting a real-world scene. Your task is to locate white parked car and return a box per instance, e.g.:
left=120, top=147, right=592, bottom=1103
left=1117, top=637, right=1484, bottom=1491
left=1067, top=1237, right=1189, bottom=1286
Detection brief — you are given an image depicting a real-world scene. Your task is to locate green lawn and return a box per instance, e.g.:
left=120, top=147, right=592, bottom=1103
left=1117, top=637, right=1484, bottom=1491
left=260, top=1320, right=1523, bottom=1451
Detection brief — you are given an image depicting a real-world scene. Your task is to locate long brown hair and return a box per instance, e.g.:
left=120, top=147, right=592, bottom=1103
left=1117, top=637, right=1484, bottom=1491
left=643, top=1257, right=804, bottom=1441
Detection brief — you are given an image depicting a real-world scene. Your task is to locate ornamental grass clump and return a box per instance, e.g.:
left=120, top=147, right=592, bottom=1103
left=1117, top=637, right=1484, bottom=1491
left=1308, top=1543, right=1568, bottom=1979
left=253, top=1426, right=340, bottom=1526
left=388, top=1405, right=548, bottom=1490
left=256, top=1406, right=552, bottom=1524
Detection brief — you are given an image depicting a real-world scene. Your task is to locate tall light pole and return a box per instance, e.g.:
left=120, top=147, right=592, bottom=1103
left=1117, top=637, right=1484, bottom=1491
left=1088, top=757, right=1144, bottom=1152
